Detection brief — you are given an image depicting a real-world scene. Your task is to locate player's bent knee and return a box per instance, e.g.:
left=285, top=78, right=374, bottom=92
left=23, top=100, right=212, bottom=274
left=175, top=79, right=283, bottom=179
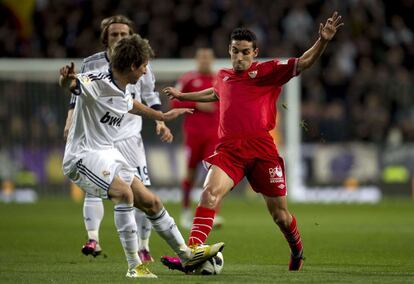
left=134, top=194, right=163, bottom=215
left=200, top=186, right=221, bottom=209
left=111, top=188, right=133, bottom=205
left=147, top=195, right=163, bottom=215
left=109, top=176, right=135, bottom=204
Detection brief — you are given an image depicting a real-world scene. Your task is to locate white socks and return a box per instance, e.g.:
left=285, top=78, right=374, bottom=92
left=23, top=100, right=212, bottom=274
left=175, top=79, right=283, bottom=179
left=134, top=208, right=152, bottom=250
left=83, top=195, right=104, bottom=250
left=147, top=207, right=191, bottom=262
left=114, top=203, right=141, bottom=269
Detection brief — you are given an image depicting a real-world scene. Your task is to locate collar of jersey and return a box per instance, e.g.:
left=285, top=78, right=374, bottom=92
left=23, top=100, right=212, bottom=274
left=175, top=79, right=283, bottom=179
left=104, top=51, right=110, bottom=64
left=108, top=67, right=127, bottom=95
left=232, top=61, right=258, bottom=76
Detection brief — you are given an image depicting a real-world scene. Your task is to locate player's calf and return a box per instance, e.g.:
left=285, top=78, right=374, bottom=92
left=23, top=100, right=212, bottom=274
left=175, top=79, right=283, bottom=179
left=289, top=251, right=304, bottom=271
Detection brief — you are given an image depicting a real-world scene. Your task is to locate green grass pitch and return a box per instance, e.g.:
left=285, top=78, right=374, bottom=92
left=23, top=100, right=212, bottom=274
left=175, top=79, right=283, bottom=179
left=0, top=196, right=413, bottom=283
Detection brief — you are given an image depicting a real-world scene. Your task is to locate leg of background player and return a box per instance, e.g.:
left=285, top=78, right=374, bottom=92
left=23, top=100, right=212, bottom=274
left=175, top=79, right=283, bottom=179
left=181, top=168, right=196, bottom=229
left=82, top=193, right=104, bottom=256
left=134, top=208, right=154, bottom=263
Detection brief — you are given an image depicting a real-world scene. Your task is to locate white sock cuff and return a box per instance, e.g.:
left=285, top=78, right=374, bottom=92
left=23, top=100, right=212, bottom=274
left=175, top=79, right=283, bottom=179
left=114, top=203, right=134, bottom=211
left=147, top=208, right=176, bottom=232
left=146, top=207, right=166, bottom=220
left=84, top=196, right=103, bottom=203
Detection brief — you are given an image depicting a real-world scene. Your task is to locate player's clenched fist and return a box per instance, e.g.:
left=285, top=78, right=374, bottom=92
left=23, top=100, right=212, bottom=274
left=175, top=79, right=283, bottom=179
left=163, top=87, right=183, bottom=100
left=59, top=62, right=76, bottom=78
left=59, top=62, right=77, bottom=91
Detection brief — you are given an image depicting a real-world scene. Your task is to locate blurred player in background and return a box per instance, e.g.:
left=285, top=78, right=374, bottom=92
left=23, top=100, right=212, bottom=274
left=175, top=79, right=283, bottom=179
left=63, top=15, right=172, bottom=262
left=59, top=34, right=224, bottom=278
left=171, top=48, right=223, bottom=229
left=162, top=12, right=344, bottom=272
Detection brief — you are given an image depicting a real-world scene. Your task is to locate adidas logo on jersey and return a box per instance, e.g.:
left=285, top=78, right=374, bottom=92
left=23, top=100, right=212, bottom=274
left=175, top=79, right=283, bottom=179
left=100, top=112, right=124, bottom=127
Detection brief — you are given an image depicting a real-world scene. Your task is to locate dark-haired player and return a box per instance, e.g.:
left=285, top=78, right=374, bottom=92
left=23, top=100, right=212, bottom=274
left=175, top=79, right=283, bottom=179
left=162, top=12, right=344, bottom=272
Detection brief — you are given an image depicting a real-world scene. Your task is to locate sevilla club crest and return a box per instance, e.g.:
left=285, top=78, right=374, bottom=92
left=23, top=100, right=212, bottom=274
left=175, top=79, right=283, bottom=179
left=248, top=70, right=257, bottom=78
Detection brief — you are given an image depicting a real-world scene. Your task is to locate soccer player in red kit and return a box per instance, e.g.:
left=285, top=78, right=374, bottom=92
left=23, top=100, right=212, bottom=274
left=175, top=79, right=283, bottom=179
left=171, top=48, right=221, bottom=229
left=162, top=12, right=344, bottom=272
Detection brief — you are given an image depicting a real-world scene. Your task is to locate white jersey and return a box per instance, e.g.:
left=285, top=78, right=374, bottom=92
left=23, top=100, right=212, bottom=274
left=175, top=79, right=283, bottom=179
left=63, top=70, right=133, bottom=175
left=69, top=51, right=161, bottom=141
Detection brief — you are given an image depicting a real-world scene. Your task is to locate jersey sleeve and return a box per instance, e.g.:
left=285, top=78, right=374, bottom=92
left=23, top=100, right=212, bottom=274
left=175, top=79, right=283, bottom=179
left=140, top=63, right=161, bottom=107
left=126, top=94, right=134, bottom=112
left=74, top=73, right=101, bottom=100
left=80, top=59, right=87, bottom=73
left=68, top=94, right=77, bottom=109
left=270, top=58, right=300, bottom=86
left=68, top=61, right=87, bottom=109
left=212, top=70, right=222, bottom=98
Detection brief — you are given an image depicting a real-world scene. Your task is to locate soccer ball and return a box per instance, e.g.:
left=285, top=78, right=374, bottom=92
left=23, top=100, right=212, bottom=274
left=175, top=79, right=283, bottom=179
left=195, top=252, right=224, bottom=275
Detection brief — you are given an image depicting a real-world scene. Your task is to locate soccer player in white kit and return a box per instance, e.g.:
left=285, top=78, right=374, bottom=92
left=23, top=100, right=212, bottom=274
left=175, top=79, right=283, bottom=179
left=63, top=15, right=170, bottom=261
left=59, top=34, right=224, bottom=278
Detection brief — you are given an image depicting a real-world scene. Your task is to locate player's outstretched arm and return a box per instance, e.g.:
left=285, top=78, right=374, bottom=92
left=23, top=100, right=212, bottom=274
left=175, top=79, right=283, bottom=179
left=297, top=11, right=344, bottom=72
left=129, top=100, right=193, bottom=121
left=59, top=62, right=77, bottom=92
left=163, top=87, right=218, bottom=102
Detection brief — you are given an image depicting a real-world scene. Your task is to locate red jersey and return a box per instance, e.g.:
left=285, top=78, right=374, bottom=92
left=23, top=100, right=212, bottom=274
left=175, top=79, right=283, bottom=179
left=213, top=58, right=299, bottom=139
left=172, top=71, right=219, bottom=134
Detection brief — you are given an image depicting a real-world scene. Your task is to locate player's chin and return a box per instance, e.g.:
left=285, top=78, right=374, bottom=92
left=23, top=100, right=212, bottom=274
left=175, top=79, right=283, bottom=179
left=130, top=78, right=139, bottom=84
left=233, top=64, right=247, bottom=72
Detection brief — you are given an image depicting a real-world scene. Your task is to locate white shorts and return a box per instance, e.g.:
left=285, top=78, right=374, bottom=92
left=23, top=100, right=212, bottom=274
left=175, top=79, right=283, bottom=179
left=66, top=148, right=135, bottom=199
left=114, top=135, right=151, bottom=186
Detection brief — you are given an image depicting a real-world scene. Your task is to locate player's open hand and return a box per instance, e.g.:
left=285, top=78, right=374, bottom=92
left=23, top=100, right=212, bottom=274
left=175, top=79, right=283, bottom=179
left=156, top=121, right=173, bottom=143
left=163, top=108, right=194, bottom=121
left=163, top=87, right=183, bottom=100
left=319, top=11, right=344, bottom=42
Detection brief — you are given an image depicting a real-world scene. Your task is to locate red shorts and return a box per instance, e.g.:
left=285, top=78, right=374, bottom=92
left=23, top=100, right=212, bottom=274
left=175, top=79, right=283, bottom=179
left=185, top=131, right=218, bottom=169
left=204, top=132, right=287, bottom=197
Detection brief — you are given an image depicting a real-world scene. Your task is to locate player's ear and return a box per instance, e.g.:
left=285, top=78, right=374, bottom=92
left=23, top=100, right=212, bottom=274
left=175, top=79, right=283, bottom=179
left=130, top=63, right=136, bottom=72
left=253, top=48, right=259, bottom=58
left=228, top=44, right=232, bottom=56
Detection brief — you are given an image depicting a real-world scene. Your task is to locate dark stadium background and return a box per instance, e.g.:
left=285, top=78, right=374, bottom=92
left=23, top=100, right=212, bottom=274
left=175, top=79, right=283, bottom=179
left=0, top=0, right=413, bottom=196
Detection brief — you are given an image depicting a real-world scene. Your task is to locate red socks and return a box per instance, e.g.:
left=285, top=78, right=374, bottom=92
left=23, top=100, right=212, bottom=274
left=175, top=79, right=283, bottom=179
left=282, top=215, right=303, bottom=256
left=188, top=206, right=216, bottom=246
